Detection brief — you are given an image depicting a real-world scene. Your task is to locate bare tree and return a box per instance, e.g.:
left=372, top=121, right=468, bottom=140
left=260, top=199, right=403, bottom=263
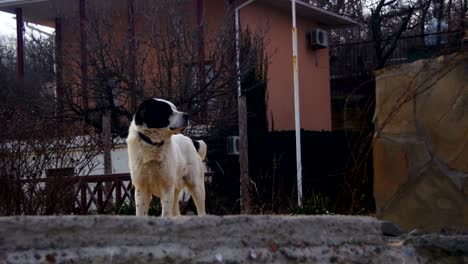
left=0, top=31, right=55, bottom=101
left=458, top=0, right=468, bottom=34
left=0, top=85, right=100, bottom=215
left=60, top=0, right=266, bottom=142
left=0, top=37, right=17, bottom=100
left=0, top=29, right=102, bottom=215
left=369, top=0, right=415, bottom=68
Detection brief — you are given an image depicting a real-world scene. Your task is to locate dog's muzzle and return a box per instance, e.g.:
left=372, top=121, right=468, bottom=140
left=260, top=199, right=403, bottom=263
left=169, top=113, right=189, bottom=131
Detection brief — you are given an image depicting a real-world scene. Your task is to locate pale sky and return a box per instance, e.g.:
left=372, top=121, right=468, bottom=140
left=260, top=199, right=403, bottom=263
left=0, top=10, right=54, bottom=38
left=0, top=11, right=17, bottom=37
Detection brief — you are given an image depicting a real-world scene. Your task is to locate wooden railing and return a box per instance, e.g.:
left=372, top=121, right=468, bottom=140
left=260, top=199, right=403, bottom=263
left=76, top=173, right=134, bottom=214
left=2, top=172, right=214, bottom=215
left=74, top=173, right=214, bottom=214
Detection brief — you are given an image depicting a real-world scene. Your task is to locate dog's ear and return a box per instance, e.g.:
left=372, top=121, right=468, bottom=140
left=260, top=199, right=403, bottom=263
left=134, top=100, right=149, bottom=126
left=134, top=98, right=172, bottom=128
left=135, top=107, right=145, bottom=123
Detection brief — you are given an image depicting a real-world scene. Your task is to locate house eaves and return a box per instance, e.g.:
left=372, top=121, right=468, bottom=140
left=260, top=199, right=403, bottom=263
left=0, top=0, right=48, bottom=6
left=258, top=0, right=358, bottom=29
left=0, top=0, right=54, bottom=27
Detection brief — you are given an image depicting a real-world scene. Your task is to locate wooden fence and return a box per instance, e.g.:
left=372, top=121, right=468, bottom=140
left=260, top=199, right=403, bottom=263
left=75, top=173, right=214, bottom=214
left=77, top=173, right=134, bottom=214
left=2, top=173, right=214, bottom=215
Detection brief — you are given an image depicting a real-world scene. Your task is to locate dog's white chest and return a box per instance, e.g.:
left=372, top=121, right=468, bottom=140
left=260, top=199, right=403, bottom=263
left=141, top=146, right=165, bottom=164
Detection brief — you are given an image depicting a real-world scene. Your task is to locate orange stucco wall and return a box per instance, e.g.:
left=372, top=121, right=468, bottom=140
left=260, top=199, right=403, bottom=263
left=235, top=2, right=332, bottom=131
left=53, top=0, right=332, bottom=131
left=55, top=0, right=199, bottom=107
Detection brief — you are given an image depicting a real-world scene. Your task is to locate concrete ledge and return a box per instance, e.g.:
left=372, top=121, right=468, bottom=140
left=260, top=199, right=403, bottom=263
left=0, top=215, right=466, bottom=263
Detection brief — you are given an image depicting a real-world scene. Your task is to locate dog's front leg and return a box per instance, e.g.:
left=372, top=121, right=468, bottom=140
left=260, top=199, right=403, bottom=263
left=160, top=185, right=175, bottom=217
left=135, top=188, right=151, bottom=216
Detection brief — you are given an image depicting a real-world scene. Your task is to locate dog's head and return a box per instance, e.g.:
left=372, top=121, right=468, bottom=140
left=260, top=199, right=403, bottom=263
left=134, top=98, right=189, bottom=142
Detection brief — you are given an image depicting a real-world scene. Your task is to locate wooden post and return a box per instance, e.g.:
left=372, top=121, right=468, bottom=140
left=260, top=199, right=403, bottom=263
left=238, top=95, right=252, bottom=214
left=102, top=111, right=113, bottom=207
left=16, top=8, right=24, bottom=95
left=97, top=181, right=103, bottom=212
left=79, top=0, right=88, bottom=110
left=116, top=179, right=122, bottom=207
left=235, top=2, right=254, bottom=214
left=80, top=183, right=87, bottom=214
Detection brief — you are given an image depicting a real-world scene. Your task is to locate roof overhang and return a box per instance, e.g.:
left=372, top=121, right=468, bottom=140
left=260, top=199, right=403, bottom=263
left=0, top=0, right=55, bottom=27
left=0, top=0, right=359, bottom=30
left=257, top=0, right=358, bottom=29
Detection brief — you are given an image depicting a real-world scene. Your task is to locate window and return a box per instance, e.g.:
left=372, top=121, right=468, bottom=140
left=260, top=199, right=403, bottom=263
left=46, top=167, right=75, bottom=177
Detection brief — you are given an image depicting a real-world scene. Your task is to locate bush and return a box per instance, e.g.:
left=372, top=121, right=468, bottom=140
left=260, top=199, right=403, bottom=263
left=291, top=192, right=335, bottom=215
left=207, top=130, right=375, bottom=215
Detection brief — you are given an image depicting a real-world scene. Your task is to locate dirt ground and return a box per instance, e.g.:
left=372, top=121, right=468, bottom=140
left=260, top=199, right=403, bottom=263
left=0, top=215, right=467, bottom=263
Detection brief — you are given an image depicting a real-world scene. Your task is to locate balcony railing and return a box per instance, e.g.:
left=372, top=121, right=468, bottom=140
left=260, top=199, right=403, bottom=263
left=330, top=31, right=463, bottom=80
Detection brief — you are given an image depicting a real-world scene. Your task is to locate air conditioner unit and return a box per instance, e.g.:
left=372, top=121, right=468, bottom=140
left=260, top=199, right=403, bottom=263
left=227, top=136, right=240, bottom=155
left=308, top=28, right=328, bottom=49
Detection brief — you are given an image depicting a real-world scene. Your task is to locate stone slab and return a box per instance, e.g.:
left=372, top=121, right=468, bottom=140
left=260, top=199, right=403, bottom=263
left=0, top=215, right=467, bottom=263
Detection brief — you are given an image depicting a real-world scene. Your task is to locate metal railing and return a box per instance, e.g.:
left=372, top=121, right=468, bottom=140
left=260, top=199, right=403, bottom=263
left=330, top=31, right=463, bottom=80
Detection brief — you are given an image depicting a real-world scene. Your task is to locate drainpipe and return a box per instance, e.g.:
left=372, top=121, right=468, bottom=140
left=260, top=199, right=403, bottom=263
left=235, top=0, right=256, bottom=214
left=291, top=0, right=303, bottom=207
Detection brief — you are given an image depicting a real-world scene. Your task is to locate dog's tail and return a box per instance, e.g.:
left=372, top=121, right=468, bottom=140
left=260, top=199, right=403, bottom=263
left=192, top=139, right=207, bottom=161
left=197, top=140, right=207, bottom=161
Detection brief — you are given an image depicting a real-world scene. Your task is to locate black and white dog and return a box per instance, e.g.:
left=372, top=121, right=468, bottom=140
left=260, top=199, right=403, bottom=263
left=127, top=98, right=207, bottom=217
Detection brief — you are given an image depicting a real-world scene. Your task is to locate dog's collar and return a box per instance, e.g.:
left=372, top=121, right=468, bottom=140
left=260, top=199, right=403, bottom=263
left=138, top=132, right=164, bottom=147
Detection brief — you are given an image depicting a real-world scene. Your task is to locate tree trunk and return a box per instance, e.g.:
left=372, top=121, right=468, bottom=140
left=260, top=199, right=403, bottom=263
left=462, top=0, right=468, bottom=35
left=420, top=0, right=431, bottom=34
left=436, top=0, right=445, bottom=45
left=447, top=0, right=453, bottom=31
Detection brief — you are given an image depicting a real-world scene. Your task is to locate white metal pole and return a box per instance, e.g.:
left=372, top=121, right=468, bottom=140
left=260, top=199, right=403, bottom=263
left=291, top=0, right=303, bottom=208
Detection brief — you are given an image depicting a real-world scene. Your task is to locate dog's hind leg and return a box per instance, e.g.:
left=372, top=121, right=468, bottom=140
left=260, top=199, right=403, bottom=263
left=188, top=183, right=206, bottom=216
left=171, top=188, right=182, bottom=217
left=135, top=188, right=151, bottom=216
